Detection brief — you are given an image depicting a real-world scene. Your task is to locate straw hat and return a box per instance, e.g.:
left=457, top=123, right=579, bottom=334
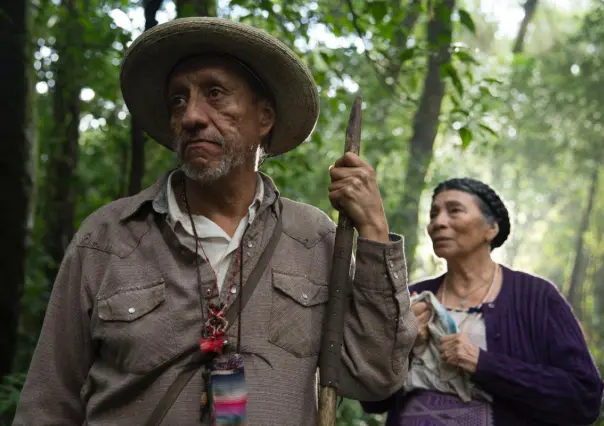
left=120, top=17, right=320, bottom=156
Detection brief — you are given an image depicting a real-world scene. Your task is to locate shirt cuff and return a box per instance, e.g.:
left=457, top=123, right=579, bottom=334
left=354, top=233, right=407, bottom=291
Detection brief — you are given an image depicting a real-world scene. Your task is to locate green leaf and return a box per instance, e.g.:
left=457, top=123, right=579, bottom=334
left=458, top=9, right=476, bottom=34
left=459, top=126, right=472, bottom=148
left=453, top=50, right=478, bottom=64
left=399, top=47, right=416, bottom=63
left=479, top=123, right=498, bottom=137
left=441, top=63, right=464, bottom=97
left=368, top=1, right=388, bottom=23
left=479, top=86, right=494, bottom=98
left=451, top=107, right=470, bottom=117
left=483, top=77, right=504, bottom=85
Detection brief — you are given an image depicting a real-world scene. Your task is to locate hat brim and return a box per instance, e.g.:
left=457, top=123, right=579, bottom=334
left=120, top=17, right=320, bottom=156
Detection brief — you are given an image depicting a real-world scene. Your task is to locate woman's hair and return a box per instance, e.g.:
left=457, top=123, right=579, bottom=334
left=432, top=177, right=511, bottom=249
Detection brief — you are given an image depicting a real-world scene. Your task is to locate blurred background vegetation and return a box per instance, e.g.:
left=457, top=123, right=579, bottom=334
left=1, top=0, right=603, bottom=424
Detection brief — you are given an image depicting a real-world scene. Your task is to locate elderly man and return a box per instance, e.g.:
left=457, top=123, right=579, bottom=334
left=14, top=18, right=416, bottom=426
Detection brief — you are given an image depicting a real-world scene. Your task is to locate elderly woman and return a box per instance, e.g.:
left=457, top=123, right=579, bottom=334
left=362, top=177, right=603, bottom=425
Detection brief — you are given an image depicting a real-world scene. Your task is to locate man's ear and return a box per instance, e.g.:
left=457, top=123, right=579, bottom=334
left=258, top=100, right=275, bottom=138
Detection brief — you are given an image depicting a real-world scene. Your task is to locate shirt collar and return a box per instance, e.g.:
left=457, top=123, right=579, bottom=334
left=163, top=170, right=265, bottom=236
left=119, top=168, right=277, bottom=223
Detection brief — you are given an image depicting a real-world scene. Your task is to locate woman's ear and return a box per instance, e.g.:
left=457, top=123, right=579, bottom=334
left=258, top=100, right=275, bottom=138
left=486, top=222, right=500, bottom=244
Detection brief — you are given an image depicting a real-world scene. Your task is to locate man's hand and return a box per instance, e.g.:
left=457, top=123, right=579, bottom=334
left=440, top=333, right=480, bottom=373
left=411, top=293, right=431, bottom=348
left=328, top=152, right=389, bottom=243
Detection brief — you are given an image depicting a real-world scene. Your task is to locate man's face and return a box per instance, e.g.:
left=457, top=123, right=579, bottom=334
left=166, top=56, right=275, bottom=183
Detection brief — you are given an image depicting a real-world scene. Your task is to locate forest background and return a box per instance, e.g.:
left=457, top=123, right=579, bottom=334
left=1, top=0, right=603, bottom=423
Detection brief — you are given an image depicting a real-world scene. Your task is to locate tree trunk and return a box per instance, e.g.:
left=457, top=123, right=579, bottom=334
left=393, top=0, right=455, bottom=267
left=42, top=0, right=82, bottom=286
left=512, top=0, right=539, bottom=54
left=176, top=0, right=216, bottom=17
left=567, top=165, right=599, bottom=310
left=0, top=0, right=32, bottom=382
left=127, top=0, right=164, bottom=196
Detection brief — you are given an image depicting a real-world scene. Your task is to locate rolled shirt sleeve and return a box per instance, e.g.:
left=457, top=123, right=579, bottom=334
left=338, top=233, right=417, bottom=401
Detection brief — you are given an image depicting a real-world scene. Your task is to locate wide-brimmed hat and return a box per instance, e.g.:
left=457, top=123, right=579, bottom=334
left=120, top=17, right=320, bottom=156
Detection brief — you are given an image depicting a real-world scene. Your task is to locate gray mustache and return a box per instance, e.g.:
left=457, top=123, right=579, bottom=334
left=175, top=133, right=225, bottom=151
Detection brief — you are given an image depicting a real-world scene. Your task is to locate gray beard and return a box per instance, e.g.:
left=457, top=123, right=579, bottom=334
left=174, top=135, right=262, bottom=183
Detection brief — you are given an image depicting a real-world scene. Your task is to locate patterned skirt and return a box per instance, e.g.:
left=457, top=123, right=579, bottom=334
left=387, top=390, right=495, bottom=426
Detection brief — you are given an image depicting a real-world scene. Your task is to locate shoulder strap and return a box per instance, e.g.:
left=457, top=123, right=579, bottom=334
left=145, top=204, right=283, bottom=426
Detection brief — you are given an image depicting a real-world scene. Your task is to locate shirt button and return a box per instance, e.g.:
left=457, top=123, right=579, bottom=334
left=247, top=241, right=253, bottom=248
left=488, top=303, right=495, bottom=308
left=302, top=293, right=308, bottom=300
left=393, top=272, right=399, bottom=279
left=205, top=288, right=212, bottom=296
left=388, top=249, right=394, bottom=256
left=128, top=307, right=136, bottom=314
left=230, top=287, right=237, bottom=294
left=389, top=260, right=394, bottom=268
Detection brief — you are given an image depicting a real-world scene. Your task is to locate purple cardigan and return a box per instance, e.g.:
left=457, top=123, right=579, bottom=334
left=362, top=266, right=603, bottom=425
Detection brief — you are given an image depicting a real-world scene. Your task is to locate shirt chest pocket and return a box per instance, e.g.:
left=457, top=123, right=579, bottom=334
left=268, top=271, right=329, bottom=358
left=96, top=280, right=178, bottom=374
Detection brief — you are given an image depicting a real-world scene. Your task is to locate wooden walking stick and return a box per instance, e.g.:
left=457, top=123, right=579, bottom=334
left=318, top=96, right=363, bottom=426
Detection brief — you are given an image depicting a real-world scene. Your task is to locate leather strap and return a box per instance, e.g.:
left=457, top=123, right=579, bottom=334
left=145, top=206, right=283, bottom=426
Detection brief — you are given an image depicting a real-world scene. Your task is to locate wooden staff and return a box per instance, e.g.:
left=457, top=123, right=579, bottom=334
left=318, top=96, right=363, bottom=426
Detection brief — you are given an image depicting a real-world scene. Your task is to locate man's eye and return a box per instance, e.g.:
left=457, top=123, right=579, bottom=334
left=170, top=96, right=186, bottom=108
left=208, top=88, right=223, bottom=98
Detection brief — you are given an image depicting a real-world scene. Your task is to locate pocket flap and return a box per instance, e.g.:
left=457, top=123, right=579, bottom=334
left=272, top=271, right=328, bottom=307
left=97, top=280, right=166, bottom=322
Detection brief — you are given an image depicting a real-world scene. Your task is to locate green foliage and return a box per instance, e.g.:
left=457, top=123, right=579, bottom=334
left=0, top=373, right=27, bottom=424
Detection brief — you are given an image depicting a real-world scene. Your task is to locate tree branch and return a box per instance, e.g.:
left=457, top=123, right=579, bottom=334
left=345, top=0, right=415, bottom=104
left=513, top=0, right=539, bottom=54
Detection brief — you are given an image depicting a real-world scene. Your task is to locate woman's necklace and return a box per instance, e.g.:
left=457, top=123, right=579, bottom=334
left=442, top=263, right=498, bottom=310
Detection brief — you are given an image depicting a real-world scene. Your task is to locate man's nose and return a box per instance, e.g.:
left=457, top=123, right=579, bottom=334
left=181, top=95, right=211, bottom=132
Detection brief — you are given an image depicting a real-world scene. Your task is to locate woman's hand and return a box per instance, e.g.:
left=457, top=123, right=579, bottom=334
left=411, top=293, right=431, bottom=347
left=440, top=333, right=480, bottom=373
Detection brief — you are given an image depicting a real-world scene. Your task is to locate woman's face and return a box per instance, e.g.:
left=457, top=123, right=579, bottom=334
left=427, top=190, right=498, bottom=260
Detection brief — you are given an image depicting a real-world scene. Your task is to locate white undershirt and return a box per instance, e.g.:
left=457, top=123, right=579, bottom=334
left=166, top=171, right=264, bottom=291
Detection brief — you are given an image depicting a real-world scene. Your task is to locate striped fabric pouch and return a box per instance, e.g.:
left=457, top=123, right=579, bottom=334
left=210, top=353, right=247, bottom=425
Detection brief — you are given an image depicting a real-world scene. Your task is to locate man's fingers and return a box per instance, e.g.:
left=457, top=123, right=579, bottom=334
left=333, top=152, right=364, bottom=168
left=328, top=176, right=362, bottom=193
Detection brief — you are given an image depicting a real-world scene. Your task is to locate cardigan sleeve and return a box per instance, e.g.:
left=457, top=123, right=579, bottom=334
left=473, top=288, right=603, bottom=425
